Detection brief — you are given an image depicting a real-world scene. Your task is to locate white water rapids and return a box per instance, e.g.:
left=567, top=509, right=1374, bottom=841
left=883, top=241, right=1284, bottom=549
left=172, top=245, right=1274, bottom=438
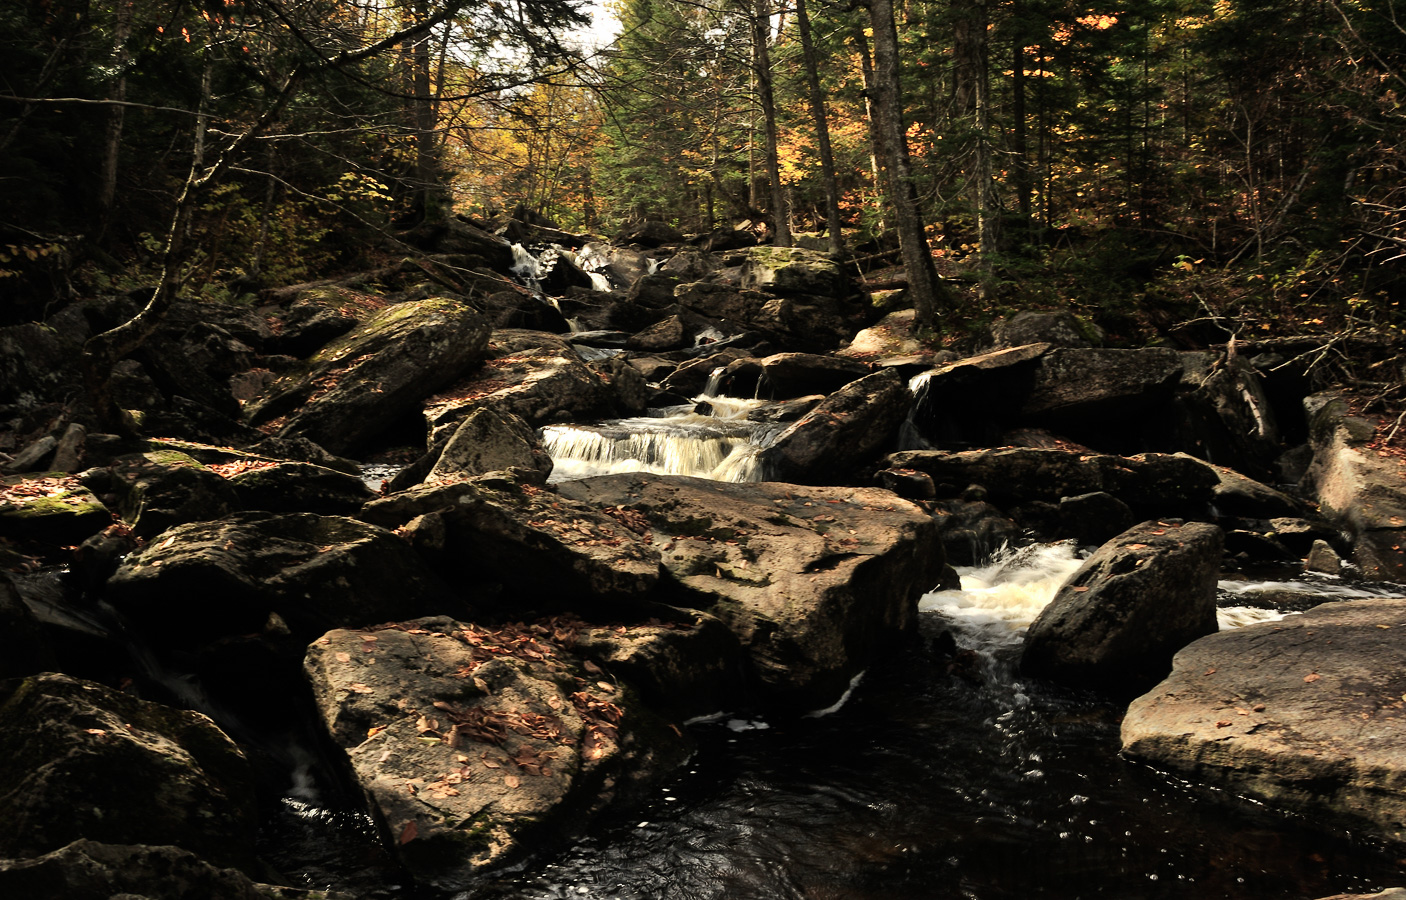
left=541, top=395, right=780, bottom=483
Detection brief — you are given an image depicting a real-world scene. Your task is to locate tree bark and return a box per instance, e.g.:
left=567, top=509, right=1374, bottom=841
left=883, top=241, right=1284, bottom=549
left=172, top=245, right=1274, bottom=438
left=97, top=0, right=134, bottom=245
left=865, top=0, right=954, bottom=325
left=795, top=0, right=845, bottom=256
left=751, top=0, right=791, bottom=247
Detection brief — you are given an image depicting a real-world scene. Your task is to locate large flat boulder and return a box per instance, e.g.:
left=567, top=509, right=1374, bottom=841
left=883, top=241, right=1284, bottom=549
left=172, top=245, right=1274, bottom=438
left=105, top=511, right=459, bottom=645
left=246, top=298, right=491, bottom=455
left=556, top=473, right=946, bottom=708
left=1021, top=520, right=1223, bottom=695
left=360, top=475, right=662, bottom=613
left=1122, top=598, right=1406, bottom=849
left=304, top=616, right=689, bottom=890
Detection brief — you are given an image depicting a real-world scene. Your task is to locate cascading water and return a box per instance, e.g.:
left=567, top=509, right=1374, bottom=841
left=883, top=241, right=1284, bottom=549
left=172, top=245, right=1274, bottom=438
left=471, top=544, right=1406, bottom=899
left=541, top=387, right=784, bottom=483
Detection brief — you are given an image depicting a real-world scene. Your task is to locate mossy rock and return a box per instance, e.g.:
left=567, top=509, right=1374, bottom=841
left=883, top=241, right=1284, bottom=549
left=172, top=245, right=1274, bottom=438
left=108, top=451, right=239, bottom=539
left=0, top=473, right=112, bottom=545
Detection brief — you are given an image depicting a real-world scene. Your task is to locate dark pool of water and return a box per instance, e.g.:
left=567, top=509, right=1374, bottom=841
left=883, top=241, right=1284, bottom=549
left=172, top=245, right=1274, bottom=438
left=459, top=616, right=1403, bottom=900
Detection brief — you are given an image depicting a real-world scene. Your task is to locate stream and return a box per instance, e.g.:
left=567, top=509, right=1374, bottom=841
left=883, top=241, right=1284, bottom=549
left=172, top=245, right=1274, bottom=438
left=454, top=544, right=1405, bottom=900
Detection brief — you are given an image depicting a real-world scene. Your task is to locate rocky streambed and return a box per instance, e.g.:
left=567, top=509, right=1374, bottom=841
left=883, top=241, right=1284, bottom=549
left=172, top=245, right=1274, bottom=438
left=1, top=214, right=1405, bottom=897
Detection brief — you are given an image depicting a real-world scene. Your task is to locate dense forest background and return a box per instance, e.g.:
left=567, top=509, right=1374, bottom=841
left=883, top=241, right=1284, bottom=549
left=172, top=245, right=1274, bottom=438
left=2, top=0, right=1404, bottom=356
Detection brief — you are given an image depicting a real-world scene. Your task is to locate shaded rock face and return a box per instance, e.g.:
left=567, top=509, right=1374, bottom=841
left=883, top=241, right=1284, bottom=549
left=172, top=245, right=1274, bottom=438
left=246, top=298, right=492, bottom=455
left=105, top=512, right=459, bottom=645
left=1175, top=354, right=1283, bottom=481
left=428, top=406, right=554, bottom=484
left=304, top=616, right=690, bottom=891
left=225, top=460, right=374, bottom=515
left=0, top=673, right=258, bottom=871
left=0, top=839, right=278, bottom=900
left=1122, top=598, right=1406, bottom=849
left=1021, top=520, right=1223, bottom=695
left=0, top=574, right=58, bottom=680
left=1304, top=392, right=1406, bottom=580
left=555, top=473, right=946, bottom=708
left=761, top=368, right=911, bottom=484
left=719, top=352, right=872, bottom=400
left=883, top=447, right=1221, bottom=519
left=360, top=476, right=662, bottom=612
left=107, top=450, right=240, bottom=538
left=739, top=246, right=846, bottom=298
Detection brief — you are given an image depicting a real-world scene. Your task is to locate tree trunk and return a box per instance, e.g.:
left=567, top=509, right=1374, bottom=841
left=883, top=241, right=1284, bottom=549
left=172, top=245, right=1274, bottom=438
left=851, top=24, right=889, bottom=234
left=795, top=0, right=845, bottom=256
left=97, top=0, right=134, bottom=245
left=408, top=0, right=442, bottom=221
left=865, top=0, right=955, bottom=326
left=973, top=0, right=999, bottom=279
left=752, top=0, right=791, bottom=247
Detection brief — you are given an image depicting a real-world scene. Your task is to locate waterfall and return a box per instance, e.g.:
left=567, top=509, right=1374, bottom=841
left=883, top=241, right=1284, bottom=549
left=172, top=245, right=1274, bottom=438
left=509, top=243, right=543, bottom=290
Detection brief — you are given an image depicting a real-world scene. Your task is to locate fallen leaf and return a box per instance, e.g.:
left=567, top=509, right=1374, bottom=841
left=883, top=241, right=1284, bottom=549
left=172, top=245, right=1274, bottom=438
left=1072, top=586, right=1089, bottom=593
left=504, top=774, right=521, bottom=788
left=398, top=820, right=418, bottom=844
left=1304, top=673, right=1321, bottom=683
left=1215, top=720, right=1232, bottom=727
left=1204, top=667, right=1217, bottom=676
left=1252, top=704, right=1266, bottom=712
left=347, top=682, right=373, bottom=694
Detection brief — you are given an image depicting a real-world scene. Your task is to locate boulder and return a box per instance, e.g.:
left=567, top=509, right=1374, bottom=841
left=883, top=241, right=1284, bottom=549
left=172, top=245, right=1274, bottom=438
left=1021, top=520, right=1223, bottom=695
left=0, top=574, right=57, bottom=679
left=0, top=473, right=112, bottom=545
left=224, top=460, right=374, bottom=515
left=304, top=616, right=690, bottom=889
left=931, top=498, right=1021, bottom=567
left=0, top=840, right=313, bottom=900
left=421, top=331, right=615, bottom=447
left=882, top=447, right=1220, bottom=519
left=739, top=246, right=847, bottom=298
left=720, top=352, right=872, bottom=400
left=760, top=368, right=911, bottom=484
left=105, top=511, right=459, bottom=645
left=615, top=220, right=684, bottom=248
left=1122, top=598, right=1406, bottom=849
left=555, top=473, right=946, bottom=708
left=0, top=673, right=258, bottom=870
left=246, top=298, right=492, bottom=455
left=989, top=310, right=1099, bottom=349
left=425, top=407, right=554, bottom=484
left=906, top=344, right=1051, bottom=447
left=266, top=298, right=359, bottom=358
left=836, top=308, right=943, bottom=367
left=1303, top=392, right=1406, bottom=580
left=1022, top=347, right=1183, bottom=420
left=360, top=476, right=661, bottom=613
left=0, top=306, right=89, bottom=413
left=1175, top=353, right=1283, bottom=481
left=105, top=449, right=240, bottom=538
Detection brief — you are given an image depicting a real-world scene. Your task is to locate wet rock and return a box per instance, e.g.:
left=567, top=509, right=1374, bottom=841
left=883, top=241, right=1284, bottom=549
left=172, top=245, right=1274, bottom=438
left=883, top=447, right=1220, bottom=519
left=905, top=344, right=1051, bottom=448
left=555, top=473, right=946, bottom=709
left=0, top=473, right=112, bottom=545
left=1303, top=391, right=1406, bottom=580
left=1021, top=520, right=1223, bottom=696
left=304, top=616, right=690, bottom=889
left=107, top=449, right=240, bottom=538
left=0, top=673, right=258, bottom=870
left=760, top=368, right=911, bottom=484
left=661, top=348, right=753, bottom=397
left=105, top=511, right=459, bottom=646
left=1203, top=456, right=1303, bottom=518
left=427, top=407, right=554, bottom=485
left=625, top=314, right=691, bottom=352
left=1122, top=598, right=1406, bottom=850
left=931, top=498, right=1021, bottom=566
left=226, top=461, right=374, bottom=515
left=361, top=476, right=661, bottom=614
left=590, top=355, right=651, bottom=416
left=246, top=298, right=492, bottom=455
